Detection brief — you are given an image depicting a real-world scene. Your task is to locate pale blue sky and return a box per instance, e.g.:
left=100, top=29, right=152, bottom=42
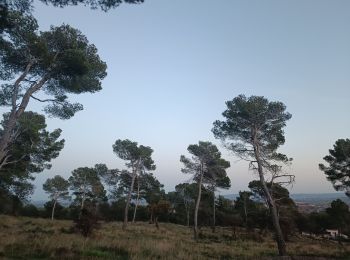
left=26, top=0, right=350, bottom=200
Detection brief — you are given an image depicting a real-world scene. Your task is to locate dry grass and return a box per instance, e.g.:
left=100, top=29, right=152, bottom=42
left=0, top=215, right=349, bottom=259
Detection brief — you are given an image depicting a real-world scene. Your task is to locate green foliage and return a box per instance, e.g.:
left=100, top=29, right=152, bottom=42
left=42, top=0, right=144, bottom=11
left=111, top=170, right=131, bottom=199
left=248, top=181, right=293, bottom=205
left=180, top=141, right=230, bottom=185
left=69, top=167, right=107, bottom=207
left=248, top=181, right=297, bottom=215
left=0, top=112, right=64, bottom=200
left=43, top=175, right=70, bottom=201
left=74, top=207, right=100, bottom=237
left=234, top=191, right=254, bottom=225
left=3, top=0, right=143, bottom=13
left=112, top=139, right=156, bottom=171
left=326, top=199, right=350, bottom=231
left=139, top=172, right=165, bottom=204
left=0, top=11, right=107, bottom=119
left=319, top=139, right=350, bottom=196
left=43, top=200, right=66, bottom=217
left=0, top=191, right=23, bottom=215
left=248, top=180, right=299, bottom=238
left=212, top=94, right=292, bottom=165
left=107, top=169, right=164, bottom=204
left=20, top=203, right=40, bottom=217
left=174, top=182, right=197, bottom=207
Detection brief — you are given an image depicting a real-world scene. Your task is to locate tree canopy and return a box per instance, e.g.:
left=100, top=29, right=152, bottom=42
left=112, top=139, right=156, bottom=229
left=69, top=166, right=107, bottom=209
left=0, top=11, right=106, bottom=171
left=181, top=141, right=230, bottom=239
left=0, top=111, right=64, bottom=200
left=212, top=95, right=292, bottom=256
left=0, top=11, right=107, bottom=119
left=212, top=95, right=292, bottom=167
left=2, top=0, right=144, bottom=13
left=180, top=141, right=230, bottom=182
left=43, top=175, right=70, bottom=219
left=113, top=139, right=156, bottom=171
left=43, top=175, right=70, bottom=202
left=319, top=139, right=350, bottom=196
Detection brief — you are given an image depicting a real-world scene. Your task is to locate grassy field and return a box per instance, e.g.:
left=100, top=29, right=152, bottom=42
left=0, top=215, right=349, bottom=259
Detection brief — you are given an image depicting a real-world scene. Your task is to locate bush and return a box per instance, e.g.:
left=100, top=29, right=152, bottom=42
left=74, top=208, right=100, bottom=237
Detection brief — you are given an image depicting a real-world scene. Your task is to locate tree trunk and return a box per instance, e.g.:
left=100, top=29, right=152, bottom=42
left=186, top=208, right=190, bottom=227
left=244, top=195, right=248, bottom=228
left=78, top=196, right=86, bottom=219
left=0, top=72, right=47, bottom=169
left=81, top=197, right=85, bottom=210
left=149, top=208, right=154, bottom=224
left=193, top=165, right=203, bottom=240
left=132, top=176, right=140, bottom=223
left=51, top=200, right=57, bottom=220
left=253, top=135, right=287, bottom=256
left=155, top=216, right=159, bottom=229
left=0, top=110, right=17, bottom=166
left=212, top=190, right=216, bottom=233
left=123, top=173, right=136, bottom=230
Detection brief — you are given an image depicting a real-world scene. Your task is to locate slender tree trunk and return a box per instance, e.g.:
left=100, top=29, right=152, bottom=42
left=212, top=190, right=216, bottom=233
left=244, top=196, right=248, bottom=228
left=253, top=134, right=287, bottom=256
left=149, top=207, right=154, bottom=224
left=186, top=208, right=190, bottom=227
left=123, top=173, right=136, bottom=230
left=81, top=197, right=85, bottom=210
left=155, top=216, right=159, bottom=229
left=132, top=176, right=140, bottom=223
left=51, top=199, right=57, bottom=220
left=194, top=165, right=203, bottom=240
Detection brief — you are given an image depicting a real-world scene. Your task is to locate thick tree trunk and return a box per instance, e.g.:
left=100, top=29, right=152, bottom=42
left=212, top=190, right=216, bottom=233
left=132, top=176, right=140, bottom=223
left=51, top=200, right=57, bottom=220
left=123, top=173, right=136, bottom=230
left=0, top=110, right=17, bottom=165
left=0, top=72, right=47, bottom=169
left=193, top=166, right=203, bottom=240
left=78, top=195, right=86, bottom=219
left=253, top=135, right=287, bottom=256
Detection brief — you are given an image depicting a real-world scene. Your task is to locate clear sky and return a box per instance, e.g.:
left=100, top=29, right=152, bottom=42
left=27, top=0, right=350, bottom=200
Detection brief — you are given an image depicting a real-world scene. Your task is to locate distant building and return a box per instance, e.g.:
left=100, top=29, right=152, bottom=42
left=324, top=229, right=348, bottom=239
left=325, top=229, right=338, bottom=238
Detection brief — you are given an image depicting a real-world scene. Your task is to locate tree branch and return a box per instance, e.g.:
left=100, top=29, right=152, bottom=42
left=12, top=60, right=35, bottom=110
left=30, top=95, right=64, bottom=104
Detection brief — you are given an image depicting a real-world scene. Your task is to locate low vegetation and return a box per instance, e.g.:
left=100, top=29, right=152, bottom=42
left=0, top=215, right=349, bottom=259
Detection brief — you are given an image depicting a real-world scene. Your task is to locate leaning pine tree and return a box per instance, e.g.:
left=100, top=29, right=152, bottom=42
left=0, top=11, right=107, bottom=170
left=212, top=95, right=292, bottom=256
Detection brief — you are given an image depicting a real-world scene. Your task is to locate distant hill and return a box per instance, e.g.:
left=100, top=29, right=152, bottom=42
left=223, top=193, right=350, bottom=205
left=290, top=193, right=350, bottom=205
left=30, top=193, right=349, bottom=209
